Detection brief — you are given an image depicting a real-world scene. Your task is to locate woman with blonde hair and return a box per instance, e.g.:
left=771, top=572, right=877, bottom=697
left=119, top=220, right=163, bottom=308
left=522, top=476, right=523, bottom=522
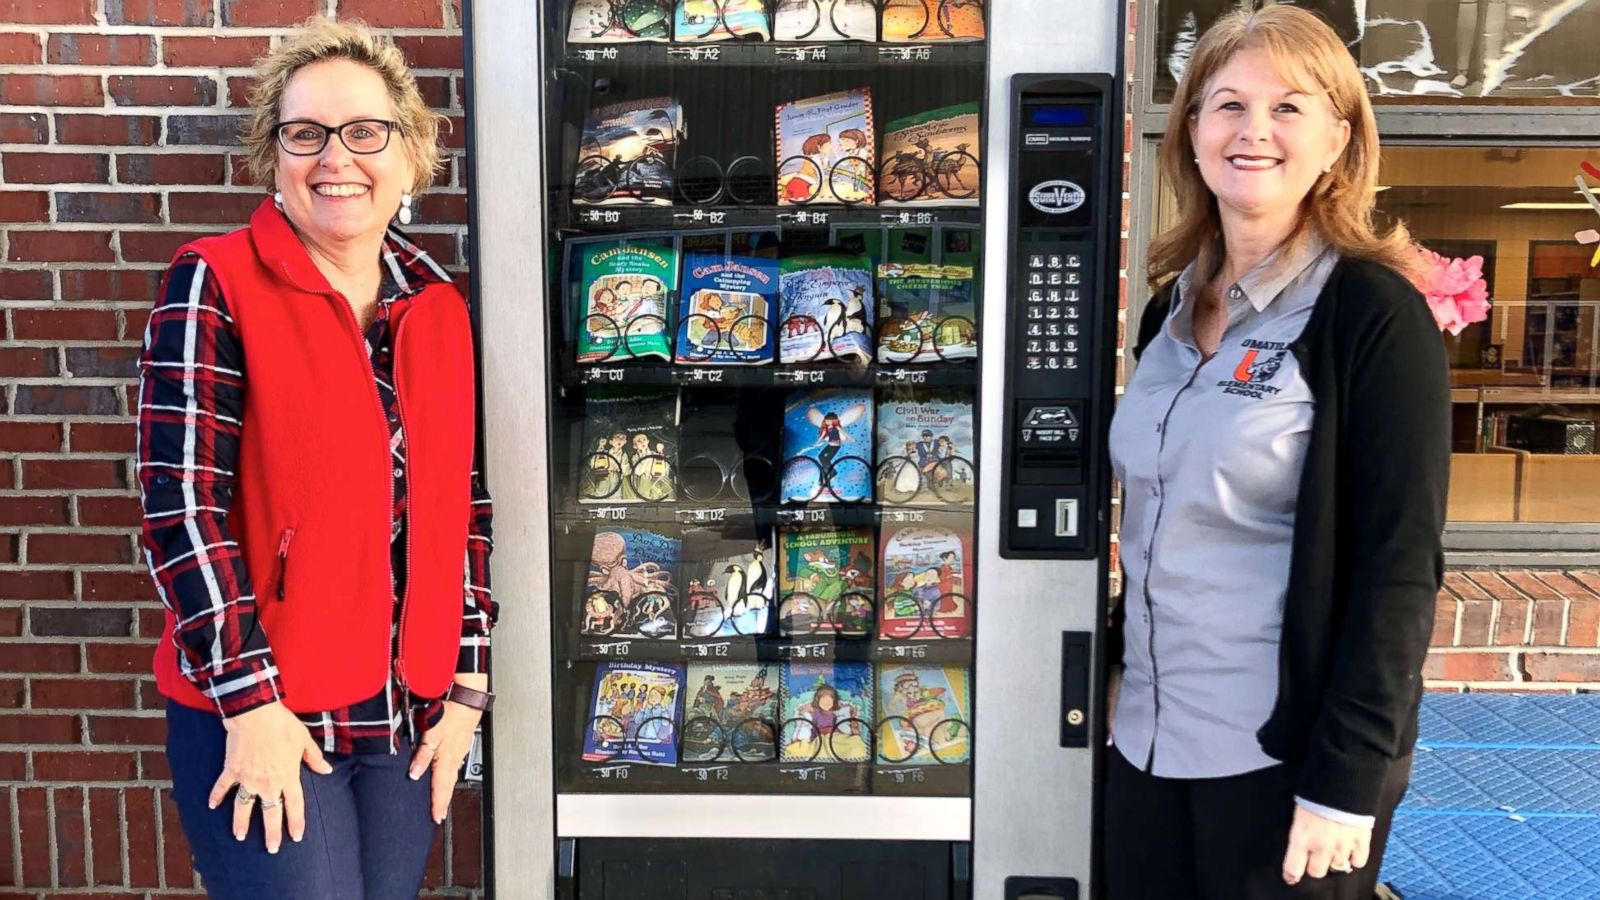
left=1104, top=6, right=1448, bottom=897
left=137, top=17, right=495, bottom=897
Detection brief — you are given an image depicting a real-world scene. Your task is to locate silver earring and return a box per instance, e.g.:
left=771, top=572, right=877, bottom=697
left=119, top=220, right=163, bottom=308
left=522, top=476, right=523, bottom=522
left=398, top=192, right=413, bottom=225
left=273, top=190, right=283, bottom=209
left=1194, top=157, right=1200, bottom=164
left=1323, top=163, right=1334, bottom=174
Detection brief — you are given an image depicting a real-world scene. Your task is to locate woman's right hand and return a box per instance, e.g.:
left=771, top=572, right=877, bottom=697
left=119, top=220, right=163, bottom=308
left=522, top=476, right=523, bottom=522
left=206, top=701, right=333, bottom=853
left=1105, top=665, right=1123, bottom=745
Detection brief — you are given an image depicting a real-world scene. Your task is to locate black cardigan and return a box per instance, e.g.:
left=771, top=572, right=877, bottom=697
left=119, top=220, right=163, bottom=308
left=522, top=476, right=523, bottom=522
left=1115, top=256, right=1451, bottom=816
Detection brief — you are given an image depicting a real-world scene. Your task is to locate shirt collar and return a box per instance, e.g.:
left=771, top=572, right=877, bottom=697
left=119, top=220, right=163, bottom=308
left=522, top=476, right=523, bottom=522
left=1175, top=232, right=1330, bottom=314
left=248, top=197, right=451, bottom=299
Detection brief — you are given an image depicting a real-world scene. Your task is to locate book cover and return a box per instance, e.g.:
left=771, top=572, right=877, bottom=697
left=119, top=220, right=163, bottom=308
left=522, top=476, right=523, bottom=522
left=874, top=393, right=974, bottom=505
left=781, top=388, right=873, bottom=503
left=673, top=0, right=771, bottom=41
left=774, top=89, right=874, bottom=206
left=577, top=242, right=677, bottom=363
left=682, top=663, right=780, bottom=762
left=877, top=520, right=971, bottom=639
left=675, top=252, right=777, bottom=365
left=881, top=0, right=983, bottom=42
left=574, top=97, right=682, bottom=206
left=875, top=665, right=971, bottom=764
left=568, top=0, right=671, bottom=43
left=778, top=253, right=874, bottom=364
left=876, top=264, right=978, bottom=363
left=582, top=662, right=685, bottom=764
left=778, top=661, right=874, bottom=762
left=773, top=0, right=876, bottom=42
left=578, top=390, right=680, bottom=504
left=581, top=527, right=681, bottom=639
left=681, top=526, right=776, bottom=638
left=878, top=104, right=982, bottom=205
left=777, top=526, right=875, bottom=636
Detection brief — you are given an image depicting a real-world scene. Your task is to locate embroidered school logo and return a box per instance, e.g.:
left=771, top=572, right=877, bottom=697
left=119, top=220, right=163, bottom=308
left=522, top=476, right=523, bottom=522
left=1217, top=340, right=1289, bottom=399
left=1232, top=349, right=1286, bottom=384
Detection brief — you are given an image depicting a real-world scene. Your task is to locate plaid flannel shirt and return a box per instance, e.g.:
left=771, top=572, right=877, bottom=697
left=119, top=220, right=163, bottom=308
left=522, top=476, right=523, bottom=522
left=138, top=231, right=495, bottom=754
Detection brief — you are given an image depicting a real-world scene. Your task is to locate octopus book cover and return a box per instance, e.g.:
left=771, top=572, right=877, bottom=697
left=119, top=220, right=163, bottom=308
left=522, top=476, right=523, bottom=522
left=681, top=525, right=776, bottom=639
left=875, top=665, right=971, bottom=764
left=777, top=526, right=875, bottom=637
left=582, top=662, right=685, bottom=765
left=876, top=518, right=971, bottom=640
left=675, top=252, right=777, bottom=365
left=778, top=661, right=874, bottom=763
left=874, top=392, right=974, bottom=506
left=781, top=388, right=873, bottom=503
left=577, top=389, right=680, bottom=505
left=875, top=263, right=977, bottom=363
left=682, top=663, right=780, bottom=763
left=777, top=252, right=875, bottom=364
left=581, top=527, right=681, bottom=640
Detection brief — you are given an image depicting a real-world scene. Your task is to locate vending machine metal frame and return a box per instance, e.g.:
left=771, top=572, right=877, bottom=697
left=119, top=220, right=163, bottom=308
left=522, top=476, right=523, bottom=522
left=466, top=0, right=1125, bottom=895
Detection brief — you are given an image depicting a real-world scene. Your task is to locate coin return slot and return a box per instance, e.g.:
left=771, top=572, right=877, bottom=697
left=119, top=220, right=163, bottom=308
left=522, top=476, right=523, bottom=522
left=1054, top=499, right=1078, bottom=537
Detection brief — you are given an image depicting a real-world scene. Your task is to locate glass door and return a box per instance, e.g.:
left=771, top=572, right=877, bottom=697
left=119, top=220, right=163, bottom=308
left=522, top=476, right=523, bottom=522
left=540, top=0, right=989, bottom=805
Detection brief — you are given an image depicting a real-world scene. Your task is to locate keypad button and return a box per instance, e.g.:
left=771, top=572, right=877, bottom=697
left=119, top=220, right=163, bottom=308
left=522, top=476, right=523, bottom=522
left=1063, top=289, right=1079, bottom=302
left=1028, top=307, right=1043, bottom=320
left=1026, top=356, right=1042, bottom=369
left=1065, top=357, right=1079, bottom=369
left=1046, top=323, right=1061, bottom=336
left=1047, top=289, right=1062, bottom=303
left=1029, top=289, right=1044, bottom=302
left=1066, top=254, right=1081, bottom=268
left=1029, top=254, right=1045, bottom=268
left=1047, top=272, right=1063, bottom=285
left=1046, top=340, right=1060, bottom=352
left=1045, top=357, right=1060, bottom=369
left=1048, top=254, right=1063, bottom=268
left=1029, top=273, right=1043, bottom=285
left=1065, top=323, right=1079, bottom=336
left=1065, top=340, right=1078, bottom=352
left=1064, top=272, right=1080, bottom=285
left=1027, top=339, right=1041, bottom=353
left=1027, top=323, right=1042, bottom=336
left=1065, top=307, right=1079, bottom=319
left=1045, top=307, right=1060, bottom=319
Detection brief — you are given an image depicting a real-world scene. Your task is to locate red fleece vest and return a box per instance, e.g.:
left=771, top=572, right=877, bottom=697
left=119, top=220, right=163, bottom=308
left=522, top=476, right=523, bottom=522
left=155, top=199, right=476, bottom=714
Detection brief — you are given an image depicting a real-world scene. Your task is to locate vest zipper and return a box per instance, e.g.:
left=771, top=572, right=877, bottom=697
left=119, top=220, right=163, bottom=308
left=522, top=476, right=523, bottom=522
left=392, top=308, right=417, bottom=746
left=274, top=528, right=295, bottom=601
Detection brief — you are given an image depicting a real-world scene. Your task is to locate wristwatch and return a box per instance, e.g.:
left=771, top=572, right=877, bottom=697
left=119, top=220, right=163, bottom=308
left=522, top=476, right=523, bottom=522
left=445, top=682, right=495, bottom=712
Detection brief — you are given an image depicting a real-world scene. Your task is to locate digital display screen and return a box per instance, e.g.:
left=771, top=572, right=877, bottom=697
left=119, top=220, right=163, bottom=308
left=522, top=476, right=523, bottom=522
left=1027, top=104, right=1091, bottom=127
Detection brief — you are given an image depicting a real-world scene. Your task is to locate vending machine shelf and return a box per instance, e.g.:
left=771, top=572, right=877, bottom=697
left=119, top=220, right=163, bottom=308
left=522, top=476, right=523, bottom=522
left=568, top=759, right=972, bottom=796
left=559, top=203, right=983, bottom=236
left=568, top=634, right=975, bottom=665
left=562, top=41, right=987, bottom=70
left=563, top=360, right=979, bottom=390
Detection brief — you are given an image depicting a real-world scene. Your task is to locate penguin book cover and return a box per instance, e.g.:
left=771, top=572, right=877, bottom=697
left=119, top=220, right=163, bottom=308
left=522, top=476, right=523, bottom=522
left=876, top=264, right=978, bottom=363
left=682, top=663, right=780, bottom=763
left=567, top=0, right=670, bottom=43
left=774, top=89, right=875, bottom=206
left=573, top=97, right=682, bottom=205
left=777, top=526, right=876, bottom=636
left=778, top=661, right=874, bottom=763
left=778, top=252, right=874, bottom=363
left=582, top=661, right=685, bottom=765
left=577, top=389, right=680, bottom=504
left=877, top=518, right=971, bottom=640
left=675, top=252, right=777, bottom=365
left=874, top=392, right=974, bottom=506
left=581, top=526, right=681, bottom=640
left=576, top=242, right=677, bottom=363
left=681, top=525, right=776, bottom=639
left=875, top=665, right=971, bottom=764
left=781, top=388, right=874, bottom=503
left=878, top=104, right=982, bottom=205
left=773, top=0, right=876, bottom=42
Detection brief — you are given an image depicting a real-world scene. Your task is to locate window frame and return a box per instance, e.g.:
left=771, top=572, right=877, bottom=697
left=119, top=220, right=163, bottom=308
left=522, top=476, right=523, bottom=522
left=1128, top=1, right=1600, bottom=557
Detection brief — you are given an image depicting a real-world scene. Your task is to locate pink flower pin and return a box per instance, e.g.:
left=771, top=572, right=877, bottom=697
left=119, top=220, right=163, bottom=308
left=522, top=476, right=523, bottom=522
left=1411, top=246, right=1491, bottom=336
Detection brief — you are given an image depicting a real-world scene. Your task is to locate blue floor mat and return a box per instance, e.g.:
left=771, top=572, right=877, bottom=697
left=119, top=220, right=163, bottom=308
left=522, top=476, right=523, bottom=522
left=1382, top=814, right=1600, bottom=900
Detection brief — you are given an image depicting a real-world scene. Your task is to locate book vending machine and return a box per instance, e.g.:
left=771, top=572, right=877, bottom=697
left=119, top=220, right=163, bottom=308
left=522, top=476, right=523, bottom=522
left=466, top=0, right=1124, bottom=896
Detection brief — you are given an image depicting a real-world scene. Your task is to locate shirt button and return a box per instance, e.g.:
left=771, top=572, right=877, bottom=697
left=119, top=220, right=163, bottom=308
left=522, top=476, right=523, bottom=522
left=1150, top=486, right=1160, bottom=497
left=1229, top=286, right=1243, bottom=300
left=1143, top=550, right=1151, bottom=561
left=393, top=467, right=404, bottom=478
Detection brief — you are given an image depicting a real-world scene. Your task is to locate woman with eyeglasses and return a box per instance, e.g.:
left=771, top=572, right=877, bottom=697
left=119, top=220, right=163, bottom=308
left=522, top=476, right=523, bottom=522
left=136, top=18, right=495, bottom=897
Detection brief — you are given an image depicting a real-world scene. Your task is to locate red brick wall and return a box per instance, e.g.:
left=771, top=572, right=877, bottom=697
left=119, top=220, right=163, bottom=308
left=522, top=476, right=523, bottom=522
left=0, top=0, right=482, bottom=895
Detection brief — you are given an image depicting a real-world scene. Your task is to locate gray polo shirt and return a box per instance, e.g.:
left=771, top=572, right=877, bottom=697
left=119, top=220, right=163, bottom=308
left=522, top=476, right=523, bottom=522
left=1109, top=239, right=1336, bottom=783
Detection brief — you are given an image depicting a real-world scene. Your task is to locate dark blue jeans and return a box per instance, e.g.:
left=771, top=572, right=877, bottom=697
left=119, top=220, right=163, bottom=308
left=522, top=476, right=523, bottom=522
left=166, top=701, right=437, bottom=899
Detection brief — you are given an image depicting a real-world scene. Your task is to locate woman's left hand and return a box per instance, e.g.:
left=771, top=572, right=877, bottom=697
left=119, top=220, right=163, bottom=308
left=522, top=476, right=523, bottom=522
left=1281, top=804, right=1371, bottom=884
left=410, top=686, right=486, bottom=824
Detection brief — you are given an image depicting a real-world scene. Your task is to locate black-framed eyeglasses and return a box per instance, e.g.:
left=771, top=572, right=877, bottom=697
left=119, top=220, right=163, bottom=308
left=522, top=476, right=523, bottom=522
left=275, top=118, right=400, bottom=156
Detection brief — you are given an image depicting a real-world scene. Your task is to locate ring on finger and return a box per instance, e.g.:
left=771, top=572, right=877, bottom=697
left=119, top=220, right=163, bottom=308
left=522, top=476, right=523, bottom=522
left=234, top=788, right=256, bottom=805
left=258, top=794, right=283, bottom=810
left=1329, top=863, right=1354, bottom=874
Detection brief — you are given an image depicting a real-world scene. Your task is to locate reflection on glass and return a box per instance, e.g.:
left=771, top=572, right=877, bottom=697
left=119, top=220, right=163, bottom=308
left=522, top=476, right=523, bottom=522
left=1154, top=0, right=1600, bottom=102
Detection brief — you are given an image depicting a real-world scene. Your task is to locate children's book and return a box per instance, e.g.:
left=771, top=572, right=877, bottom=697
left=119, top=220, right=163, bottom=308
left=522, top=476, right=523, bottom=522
left=578, top=390, right=680, bottom=504
left=773, top=0, right=876, bottom=42
left=874, top=393, right=973, bottom=505
left=681, top=526, right=776, bottom=638
left=576, top=242, right=677, bottom=363
left=778, top=661, right=874, bottom=762
left=877, top=520, right=971, bottom=639
left=574, top=97, right=682, bottom=206
left=778, top=253, right=874, bottom=364
left=673, top=0, right=771, bottom=41
left=781, top=388, right=873, bottom=503
left=568, top=0, right=671, bottom=43
left=582, top=662, right=685, bottom=765
left=878, top=104, right=981, bottom=205
left=875, top=665, right=971, bottom=764
left=774, top=89, right=874, bottom=206
left=876, top=264, right=977, bottom=363
left=881, top=0, right=983, bottom=42
left=582, top=527, right=681, bottom=639
left=777, top=526, right=875, bottom=636
left=682, top=663, right=780, bottom=762
left=675, top=252, right=777, bottom=365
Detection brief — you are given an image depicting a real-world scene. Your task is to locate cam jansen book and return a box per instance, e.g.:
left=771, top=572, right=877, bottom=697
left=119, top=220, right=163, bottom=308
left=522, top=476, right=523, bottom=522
left=878, top=103, right=981, bottom=205
left=682, top=663, right=780, bottom=763
left=875, top=393, right=973, bottom=506
left=774, top=88, right=874, bottom=206
left=778, top=253, right=874, bottom=364
left=781, top=388, right=873, bottom=503
left=581, top=527, right=680, bottom=640
left=876, top=665, right=971, bottom=764
left=582, top=662, right=684, bottom=765
left=877, top=520, right=971, bottom=639
left=675, top=252, right=777, bottom=365
left=574, top=97, right=682, bottom=206
left=578, top=390, right=680, bottom=504
left=777, top=526, right=875, bottom=636
left=576, top=242, right=677, bottom=363
left=876, top=264, right=977, bottom=363
left=779, top=661, right=874, bottom=763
